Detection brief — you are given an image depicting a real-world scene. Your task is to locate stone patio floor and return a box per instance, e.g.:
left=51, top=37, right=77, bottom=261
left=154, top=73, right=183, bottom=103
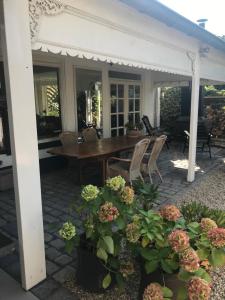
left=0, top=144, right=224, bottom=299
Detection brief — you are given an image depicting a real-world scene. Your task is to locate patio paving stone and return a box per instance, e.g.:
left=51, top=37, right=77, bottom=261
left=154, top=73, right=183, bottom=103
left=54, top=254, right=73, bottom=266
left=46, top=260, right=60, bottom=276
left=45, top=247, right=62, bottom=260
left=46, top=287, right=78, bottom=300
left=31, top=278, right=60, bottom=300
left=49, top=238, right=65, bottom=250
left=52, top=266, right=75, bottom=284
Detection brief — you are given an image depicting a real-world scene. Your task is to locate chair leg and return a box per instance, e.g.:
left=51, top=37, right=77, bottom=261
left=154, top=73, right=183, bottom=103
left=156, top=167, right=163, bottom=183
left=149, top=172, right=153, bottom=184
left=208, top=143, right=212, bottom=159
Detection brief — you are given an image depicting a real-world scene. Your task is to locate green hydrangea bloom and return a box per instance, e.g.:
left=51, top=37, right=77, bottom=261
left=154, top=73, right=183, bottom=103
left=81, top=184, right=99, bottom=201
left=106, top=176, right=126, bottom=191
left=59, top=222, right=76, bottom=240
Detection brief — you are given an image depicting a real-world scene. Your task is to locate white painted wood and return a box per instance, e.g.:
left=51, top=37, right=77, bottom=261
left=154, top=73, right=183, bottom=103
left=155, top=87, right=161, bottom=128
left=32, top=0, right=195, bottom=76
left=102, top=64, right=110, bottom=138
left=61, top=57, right=76, bottom=131
left=142, top=70, right=155, bottom=126
left=187, top=54, right=200, bottom=182
left=1, top=0, right=46, bottom=290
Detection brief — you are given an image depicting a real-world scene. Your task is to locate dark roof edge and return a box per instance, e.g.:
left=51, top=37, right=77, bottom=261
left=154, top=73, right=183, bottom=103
left=120, top=0, right=225, bottom=53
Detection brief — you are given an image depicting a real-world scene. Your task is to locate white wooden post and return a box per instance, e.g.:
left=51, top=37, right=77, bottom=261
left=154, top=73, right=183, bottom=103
left=1, top=0, right=46, bottom=290
left=155, top=87, right=161, bottom=128
left=142, top=70, right=155, bottom=126
left=187, top=54, right=200, bottom=182
left=102, top=64, right=111, bottom=138
left=61, top=57, right=76, bottom=131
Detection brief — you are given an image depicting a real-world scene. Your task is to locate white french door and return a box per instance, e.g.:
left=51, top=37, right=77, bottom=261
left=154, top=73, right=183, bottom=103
left=110, top=81, right=141, bottom=137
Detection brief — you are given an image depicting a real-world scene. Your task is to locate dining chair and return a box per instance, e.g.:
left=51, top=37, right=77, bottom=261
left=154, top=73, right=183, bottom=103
left=82, top=128, right=98, bottom=142
left=107, top=138, right=150, bottom=185
left=142, top=135, right=167, bottom=184
left=183, top=126, right=213, bottom=159
left=59, top=131, right=78, bottom=147
left=142, top=115, right=170, bottom=149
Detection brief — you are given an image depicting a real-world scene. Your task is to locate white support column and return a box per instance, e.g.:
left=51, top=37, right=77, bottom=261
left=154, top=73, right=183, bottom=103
left=102, top=64, right=110, bottom=138
left=1, top=0, right=46, bottom=290
left=155, top=87, right=161, bottom=128
left=142, top=70, right=155, bottom=126
left=61, top=57, right=76, bottom=131
left=187, top=54, right=200, bottom=182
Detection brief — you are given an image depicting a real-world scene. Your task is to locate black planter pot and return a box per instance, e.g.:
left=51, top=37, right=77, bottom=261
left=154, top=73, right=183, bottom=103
left=76, top=235, right=110, bottom=293
left=138, top=259, right=181, bottom=300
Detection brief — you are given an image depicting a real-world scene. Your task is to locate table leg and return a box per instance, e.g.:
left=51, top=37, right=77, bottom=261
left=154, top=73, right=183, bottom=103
left=79, top=160, right=84, bottom=185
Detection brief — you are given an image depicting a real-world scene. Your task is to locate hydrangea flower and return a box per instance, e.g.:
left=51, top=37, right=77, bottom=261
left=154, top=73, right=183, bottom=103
left=98, top=202, right=119, bottom=223
left=119, top=261, right=135, bottom=278
left=143, top=283, right=164, bottom=300
left=200, top=218, right=218, bottom=233
left=59, top=222, right=76, bottom=240
left=188, top=277, right=211, bottom=300
left=179, top=248, right=200, bottom=273
left=126, top=222, right=140, bottom=243
left=121, top=186, right=134, bottom=205
left=106, top=176, right=126, bottom=191
left=207, top=227, right=225, bottom=248
left=168, top=230, right=190, bottom=253
left=81, top=184, right=99, bottom=202
left=160, top=205, right=181, bottom=221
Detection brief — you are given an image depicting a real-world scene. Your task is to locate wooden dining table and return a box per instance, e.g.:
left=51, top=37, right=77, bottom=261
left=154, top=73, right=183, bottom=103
left=48, top=135, right=151, bottom=185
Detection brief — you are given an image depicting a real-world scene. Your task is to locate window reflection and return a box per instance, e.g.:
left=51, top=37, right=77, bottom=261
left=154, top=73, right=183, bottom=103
left=33, top=66, right=62, bottom=139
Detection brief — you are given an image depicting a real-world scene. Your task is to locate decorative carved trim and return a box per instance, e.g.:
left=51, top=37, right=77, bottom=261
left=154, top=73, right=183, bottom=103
left=29, top=0, right=65, bottom=42
left=32, top=39, right=192, bottom=76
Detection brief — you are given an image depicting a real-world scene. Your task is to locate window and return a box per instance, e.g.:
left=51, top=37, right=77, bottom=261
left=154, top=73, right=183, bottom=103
left=76, top=68, right=102, bottom=131
left=33, top=66, right=62, bottom=139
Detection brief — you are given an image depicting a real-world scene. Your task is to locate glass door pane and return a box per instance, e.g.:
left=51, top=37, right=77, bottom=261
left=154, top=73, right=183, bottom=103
left=110, top=83, right=125, bottom=137
left=128, top=84, right=141, bottom=125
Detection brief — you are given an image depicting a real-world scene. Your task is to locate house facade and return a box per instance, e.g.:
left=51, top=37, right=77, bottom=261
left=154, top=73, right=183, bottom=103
left=1, top=0, right=225, bottom=291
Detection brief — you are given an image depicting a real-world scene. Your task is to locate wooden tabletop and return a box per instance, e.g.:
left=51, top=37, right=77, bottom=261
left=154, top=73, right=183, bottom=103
left=48, top=135, right=151, bottom=160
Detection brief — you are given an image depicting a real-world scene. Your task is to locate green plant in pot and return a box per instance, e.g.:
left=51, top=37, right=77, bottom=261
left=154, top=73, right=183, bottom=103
left=125, top=120, right=143, bottom=137
left=59, top=176, right=138, bottom=292
left=127, top=204, right=225, bottom=300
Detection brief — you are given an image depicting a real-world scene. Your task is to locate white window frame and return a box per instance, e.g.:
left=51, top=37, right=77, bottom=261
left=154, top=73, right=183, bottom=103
left=109, top=79, right=142, bottom=136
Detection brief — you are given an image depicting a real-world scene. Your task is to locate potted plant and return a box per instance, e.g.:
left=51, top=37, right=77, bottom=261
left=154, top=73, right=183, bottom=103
left=59, top=176, right=139, bottom=292
left=126, top=204, right=225, bottom=300
left=125, top=120, right=143, bottom=138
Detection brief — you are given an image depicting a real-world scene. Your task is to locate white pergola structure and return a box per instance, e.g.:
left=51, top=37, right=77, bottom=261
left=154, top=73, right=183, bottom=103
left=1, top=0, right=225, bottom=290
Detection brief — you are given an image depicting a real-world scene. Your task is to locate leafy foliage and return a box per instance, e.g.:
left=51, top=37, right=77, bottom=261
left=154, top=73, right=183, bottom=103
left=181, top=201, right=225, bottom=228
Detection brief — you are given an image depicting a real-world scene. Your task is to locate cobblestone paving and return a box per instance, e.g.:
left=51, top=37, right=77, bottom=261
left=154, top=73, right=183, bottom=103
left=0, top=145, right=224, bottom=299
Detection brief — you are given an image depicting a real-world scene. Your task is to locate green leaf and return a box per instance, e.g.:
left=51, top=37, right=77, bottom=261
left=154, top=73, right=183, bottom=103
left=196, top=248, right=210, bottom=260
left=160, top=259, right=173, bottom=274
left=177, top=285, right=188, bottom=300
left=102, top=236, right=114, bottom=255
left=97, top=247, right=108, bottom=262
left=178, top=269, right=193, bottom=282
left=194, top=268, right=212, bottom=283
left=211, top=248, right=225, bottom=267
left=65, top=239, right=74, bottom=254
left=162, top=286, right=173, bottom=298
left=102, top=273, right=111, bottom=289
left=140, top=248, right=158, bottom=261
left=145, top=260, right=159, bottom=274
left=115, top=273, right=125, bottom=289
left=116, top=217, right=126, bottom=230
